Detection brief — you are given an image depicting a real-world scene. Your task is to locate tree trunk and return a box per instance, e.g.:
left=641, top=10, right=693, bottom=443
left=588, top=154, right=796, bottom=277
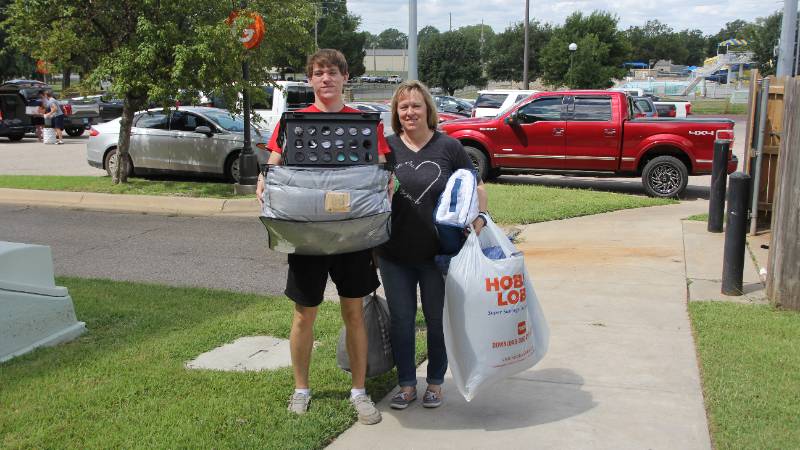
left=113, top=94, right=137, bottom=184
left=62, top=68, right=71, bottom=90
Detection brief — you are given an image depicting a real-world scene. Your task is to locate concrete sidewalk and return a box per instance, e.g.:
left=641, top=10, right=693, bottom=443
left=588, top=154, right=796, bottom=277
left=0, top=188, right=259, bottom=217
left=329, top=200, right=767, bottom=450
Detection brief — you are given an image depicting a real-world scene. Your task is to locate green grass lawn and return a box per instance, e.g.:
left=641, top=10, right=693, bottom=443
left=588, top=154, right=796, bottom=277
left=671, top=99, right=747, bottom=115
left=485, top=183, right=675, bottom=224
left=0, top=175, right=674, bottom=225
left=0, top=278, right=426, bottom=450
left=689, top=302, right=800, bottom=450
left=0, top=175, right=246, bottom=198
left=686, top=213, right=709, bottom=221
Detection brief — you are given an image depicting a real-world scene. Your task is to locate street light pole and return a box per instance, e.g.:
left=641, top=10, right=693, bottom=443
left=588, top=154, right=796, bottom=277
left=568, top=42, right=577, bottom=87
left=408, top=0, right=418, bottom=81
left=523, top=0, right=530, bottom=89
left=235, top=0, right=258, bottom=193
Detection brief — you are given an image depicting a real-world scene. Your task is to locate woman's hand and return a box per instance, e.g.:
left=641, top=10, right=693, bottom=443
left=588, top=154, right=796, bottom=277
left=470, top=216, right=486, bottom=235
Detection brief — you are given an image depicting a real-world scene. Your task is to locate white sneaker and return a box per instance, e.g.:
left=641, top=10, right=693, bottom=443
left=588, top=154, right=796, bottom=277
left=350, top=393, right=382, bottom=425
left=287, top=391, right=311, bottom=414
left=56, top=140, right=63, bottom=145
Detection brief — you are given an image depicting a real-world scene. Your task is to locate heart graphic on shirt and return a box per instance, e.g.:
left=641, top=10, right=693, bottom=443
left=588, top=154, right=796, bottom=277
left=396, top=160, right=442, bottom=204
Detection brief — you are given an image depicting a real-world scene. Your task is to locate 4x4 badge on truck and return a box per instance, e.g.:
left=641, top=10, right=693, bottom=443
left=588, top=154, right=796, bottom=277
left=688, top=130, right=715, bottom=136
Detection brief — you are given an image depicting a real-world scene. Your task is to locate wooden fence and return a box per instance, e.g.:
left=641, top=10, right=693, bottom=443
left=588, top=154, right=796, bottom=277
left=744, top=71, right=785, bottom=230
left=767, top=78, right=800, bottom=310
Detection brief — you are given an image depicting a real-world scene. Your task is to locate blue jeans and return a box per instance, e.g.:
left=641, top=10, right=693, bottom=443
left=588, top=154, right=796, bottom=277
left=378, top=256, right=447, bottom=387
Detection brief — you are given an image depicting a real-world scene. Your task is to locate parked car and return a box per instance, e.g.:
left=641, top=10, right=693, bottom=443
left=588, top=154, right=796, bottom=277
left=472, top=89, right=538, bottom=118
left=654, top=100, right=691, bottom=118
left=208, top=81, right=315, bottom=133
left=387, top=75, right=402, bottom=84
left=632, top=96, right=659, bottom=118
left=346, top=102, right=393, bottom=135
left=433, top=95, right=473, bottom=117
left=0, top=84, right=30, bottom=141
left=705, top=70, right=728, bottom=84
left=437, top=111, right=463, bottom=123
left=0, top=79, right=50, bottom=139
left=63, top=95, right=124, bottom=136
left=86, top=107, right=271, bottom=182
left=439, top=90, right=736, bottom=198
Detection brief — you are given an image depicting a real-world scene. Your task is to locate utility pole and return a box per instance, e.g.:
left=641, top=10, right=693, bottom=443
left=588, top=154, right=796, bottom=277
left=480, top=19, right=486, bottom=77
left=523, top=0, right=530, bottom=89
left=314, top=3, right=319, bottom=49
left=776, top=0, right=798, bottom=76
left=408, top=0, right=418, bottom=81
left=449, top=12, right=452, bottom=31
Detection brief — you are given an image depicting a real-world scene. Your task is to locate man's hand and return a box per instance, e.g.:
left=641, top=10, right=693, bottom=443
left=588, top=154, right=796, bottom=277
left=256, top=174, right=265, bottom=206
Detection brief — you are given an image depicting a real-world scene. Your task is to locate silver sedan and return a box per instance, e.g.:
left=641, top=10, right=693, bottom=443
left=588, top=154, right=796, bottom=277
left=86, top=106, right=271, bottom=182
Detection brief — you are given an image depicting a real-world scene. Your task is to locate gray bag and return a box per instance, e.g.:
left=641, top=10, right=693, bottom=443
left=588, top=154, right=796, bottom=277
left=260, top=165, right=391, bottom=255
left=336, top=293, right=394, bottom=378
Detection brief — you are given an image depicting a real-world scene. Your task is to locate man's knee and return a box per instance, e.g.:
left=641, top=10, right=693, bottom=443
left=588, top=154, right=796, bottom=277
left=293, top=305, right=318, bottom=330
left=340, top=299, right=365, bottom=329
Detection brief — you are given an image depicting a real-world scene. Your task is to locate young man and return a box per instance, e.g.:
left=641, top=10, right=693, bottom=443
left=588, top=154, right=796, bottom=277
left=256, top=49, right=390, bottom=425
left=40, top=90, right=65, bottom=144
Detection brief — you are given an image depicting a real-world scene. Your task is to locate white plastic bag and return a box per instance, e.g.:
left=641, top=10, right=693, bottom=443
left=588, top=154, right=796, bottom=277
left=443, top=215, right=549, bottom=401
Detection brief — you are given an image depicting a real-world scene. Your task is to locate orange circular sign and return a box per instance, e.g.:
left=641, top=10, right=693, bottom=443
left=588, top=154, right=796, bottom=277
left=227, top=11, right=265, bottom=50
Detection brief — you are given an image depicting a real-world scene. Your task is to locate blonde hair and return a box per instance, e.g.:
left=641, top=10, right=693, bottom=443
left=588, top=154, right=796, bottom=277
left=390, top=80, right=439, bottom=135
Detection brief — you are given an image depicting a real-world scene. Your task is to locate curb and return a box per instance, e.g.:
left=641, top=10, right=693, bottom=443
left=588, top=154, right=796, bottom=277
left=0, top=188, right=259, bottom=217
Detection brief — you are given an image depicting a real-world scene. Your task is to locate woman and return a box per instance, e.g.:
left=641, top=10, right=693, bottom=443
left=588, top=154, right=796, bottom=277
left=379, top=80, right=488, bottom=409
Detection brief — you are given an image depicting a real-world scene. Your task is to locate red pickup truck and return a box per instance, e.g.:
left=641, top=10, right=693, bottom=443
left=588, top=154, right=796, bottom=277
left=439, top=90, right=737, bottom=197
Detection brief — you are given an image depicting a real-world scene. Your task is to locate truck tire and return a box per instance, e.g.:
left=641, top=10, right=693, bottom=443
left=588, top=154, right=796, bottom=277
left=7, top=133, right=24, bottom=142
left=104, top=147, right=133, bottom=178
left=463, top=145, right=489, bottom=181
left=66, top=127, right=85, bottom=137
left=642, top=155, right=688, bottom=198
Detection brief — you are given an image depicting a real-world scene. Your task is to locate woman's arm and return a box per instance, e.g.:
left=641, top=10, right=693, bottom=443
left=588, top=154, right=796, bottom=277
left=470, top=180, right=488, bottom=234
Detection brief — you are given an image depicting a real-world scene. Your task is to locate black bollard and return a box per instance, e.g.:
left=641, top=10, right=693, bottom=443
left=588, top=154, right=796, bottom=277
left=708, top=140, right=730, bottom=233
left=722, top=172, right=751, bottom=295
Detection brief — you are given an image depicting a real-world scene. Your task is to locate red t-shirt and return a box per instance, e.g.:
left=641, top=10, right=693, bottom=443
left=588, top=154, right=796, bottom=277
left=266, top=104, right=391, bottom=155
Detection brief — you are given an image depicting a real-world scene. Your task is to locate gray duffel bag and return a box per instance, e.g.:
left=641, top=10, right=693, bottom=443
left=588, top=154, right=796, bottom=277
left=259, top=164, right=391, bottom=255
left=336, top=293, right=394, bottom=378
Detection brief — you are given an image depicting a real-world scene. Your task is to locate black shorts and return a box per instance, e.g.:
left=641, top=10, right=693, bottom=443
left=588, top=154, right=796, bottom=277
left=52, top=115, right=65, bottom=130
left=285, top=249, right=380, bottom=307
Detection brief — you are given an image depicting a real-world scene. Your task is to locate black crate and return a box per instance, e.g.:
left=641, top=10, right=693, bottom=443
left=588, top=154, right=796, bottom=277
left=281, top=112, right=380, bottom=166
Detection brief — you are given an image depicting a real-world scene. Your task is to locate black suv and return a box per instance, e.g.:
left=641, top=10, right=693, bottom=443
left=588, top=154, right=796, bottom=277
left=0, top=79, right=49, bottom=141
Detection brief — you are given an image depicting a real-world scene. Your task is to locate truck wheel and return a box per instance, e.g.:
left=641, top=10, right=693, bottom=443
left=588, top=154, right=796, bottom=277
left=66, top=127, right=85, bottom=137
left=463, top=146, right=489, bottom=181
left=642, top=155, right=688, bottom=198
left=487, top=167, right=502, bottom=181
left=7, top=133, right=24, bottom=142
left=104, top=147, right=133, bottom=178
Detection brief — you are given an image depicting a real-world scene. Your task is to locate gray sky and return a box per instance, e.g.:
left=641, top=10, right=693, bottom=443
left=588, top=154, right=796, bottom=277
left=348, top=0, right=782, bottom=36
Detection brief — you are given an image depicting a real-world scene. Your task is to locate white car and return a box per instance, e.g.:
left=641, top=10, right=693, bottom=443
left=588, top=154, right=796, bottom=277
left=86, top=107, right=270, bottom=181
left=472, top=89, right=538, bottom=118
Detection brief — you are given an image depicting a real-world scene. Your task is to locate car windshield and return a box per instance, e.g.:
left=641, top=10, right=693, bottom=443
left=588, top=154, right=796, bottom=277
left=202, top=110, right=249, bottom=132
left=474, top=93, right=506, bottom=109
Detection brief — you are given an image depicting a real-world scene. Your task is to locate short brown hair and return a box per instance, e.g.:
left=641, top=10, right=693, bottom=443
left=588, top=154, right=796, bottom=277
left=390, top=80, right=439, bottom=135
left=306, top=49, right=348, bottom=78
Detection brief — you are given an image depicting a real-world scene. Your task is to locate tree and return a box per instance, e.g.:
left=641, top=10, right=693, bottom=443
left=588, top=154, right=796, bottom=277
left=676, top=29, right=707, bottom=66
left=361, top=31, right=379, bottom=48
left=487, top=21, right=551, bottom=82
left=0, top=0, right=36, bottom=80
left=419, top=29, right=484, bottom=95
left=539, top=11, right=629, bottom=88
left=744, top=11, right=782, bottom=75
left=316, top=0, right=366, bottom=76
left=418, top=25, right=440, bottom=46
left=377, top=28, right=406, bottom=49
left=3, top=0, right=313, bottom=183
left=625, top=20, right=687, bottom=66
left=706, top=19, right=750, bottom=56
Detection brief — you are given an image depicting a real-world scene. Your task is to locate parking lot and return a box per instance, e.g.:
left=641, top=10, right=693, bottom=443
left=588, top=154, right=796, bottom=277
left=0, top=134, right=105, bottom=176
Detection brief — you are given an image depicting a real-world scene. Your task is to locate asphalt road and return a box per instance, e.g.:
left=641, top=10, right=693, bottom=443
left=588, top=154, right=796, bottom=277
left=0, top=204, right=294, bottom=296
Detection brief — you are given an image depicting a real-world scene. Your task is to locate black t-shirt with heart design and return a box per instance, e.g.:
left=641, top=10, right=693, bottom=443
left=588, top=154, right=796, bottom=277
left=379, top=131, right=473, bottom=263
